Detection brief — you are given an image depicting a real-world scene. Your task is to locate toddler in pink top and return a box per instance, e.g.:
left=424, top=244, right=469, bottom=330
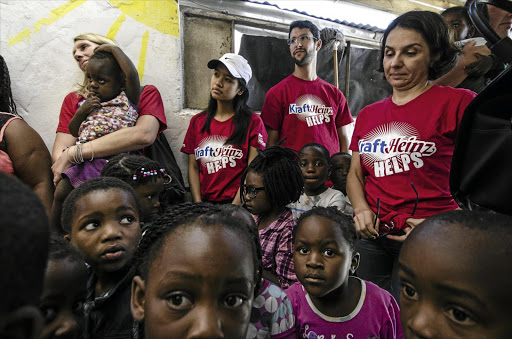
left=287, top=207, right=403, bottom=338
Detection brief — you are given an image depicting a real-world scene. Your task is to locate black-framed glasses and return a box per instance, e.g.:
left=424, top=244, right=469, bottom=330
left=241, top=185, right=265, bottom=199
left=287, top=34, right=317, bottom=46
left=374, top=182, right=419, bottom=239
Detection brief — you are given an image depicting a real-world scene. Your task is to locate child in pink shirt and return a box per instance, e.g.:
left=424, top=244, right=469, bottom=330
left=287, top=207, right=403, bottom=338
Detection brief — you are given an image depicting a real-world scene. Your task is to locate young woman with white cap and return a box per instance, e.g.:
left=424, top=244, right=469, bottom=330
left=181, top=53, right=268, bottom=204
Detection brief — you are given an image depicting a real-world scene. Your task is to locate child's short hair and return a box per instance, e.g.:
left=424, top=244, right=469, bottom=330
left=101, top=154, right=166, bottom=186
left=0, top=173, right=50, bottom=313
left=294, top=207, right=359, bottom=251
left=441, top=6, right=471, bottom=23
left=418, top=209, right=512, bottom=233
left=241, top=146, right=304, bottom=207
left=299, top=142, right=330, bottom=160
left=61, top=177, right=141, bottom=233
left=48, top=234, right=85, bottom=264
left=330, top=151, right=351, bottom=160
left=89, top=50, right=125, bottom=83
left=133, top=202, right=261, bottom=291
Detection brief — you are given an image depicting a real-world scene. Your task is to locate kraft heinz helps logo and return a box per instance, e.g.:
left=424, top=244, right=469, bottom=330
left=358, top=122, right=436, bottom=178
left=288, top=94, right=333, bottom=127
left=195, top=136, right=243, bottom=174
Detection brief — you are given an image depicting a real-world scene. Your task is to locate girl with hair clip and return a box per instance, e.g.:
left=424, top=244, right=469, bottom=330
left=0, top=55, right=54, bottom=213
left=101, top=154, right=169, bottom=228
left=181, top=53, right=267, bottom=204
left=241, top=145, right=304, bottom=288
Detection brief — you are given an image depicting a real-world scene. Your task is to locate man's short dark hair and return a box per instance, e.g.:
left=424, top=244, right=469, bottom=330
left=289, top=20, right=321, bottom=40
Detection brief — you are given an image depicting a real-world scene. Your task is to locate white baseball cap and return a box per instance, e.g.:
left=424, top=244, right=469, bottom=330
left=207, top=53, right=252, bottom=85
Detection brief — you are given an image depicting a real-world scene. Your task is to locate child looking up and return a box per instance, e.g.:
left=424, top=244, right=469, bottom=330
left=101, top=154, right=167, bottom=227
left=62, top=177, right=142, bottom=339
left=181, top=53, right=267, bottom=204
left=40, top=235, right=88, bottom=339
left=289, top=143, right=346, bottom=220
left=220, top=204, right=296, bottom=339
left=288, top=207, right=403, bottom=338
left=241, top=146, right=304, bottom=288
left=130, top=202, right=261, bottom=339
left=330, top=152, right=353, bottom=216
left=399, top=210, right=512, bottom=339
left=52, top=45, right=140, bottom=233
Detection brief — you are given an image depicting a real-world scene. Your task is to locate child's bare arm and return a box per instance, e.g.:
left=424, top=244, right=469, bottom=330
left=94, top=44, right=140, bottom=107
left=68, top=96, right=101, bottom=137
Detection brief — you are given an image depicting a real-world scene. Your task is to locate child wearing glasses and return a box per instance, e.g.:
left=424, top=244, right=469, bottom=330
left=181, top=53, right=267, bottom=204
left=241, top=146, right=304, bottom=288
left=288, top=143, right=346, bottom=220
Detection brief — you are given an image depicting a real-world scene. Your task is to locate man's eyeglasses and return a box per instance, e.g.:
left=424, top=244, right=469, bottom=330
left=287, top=34, right=317, bottom=46
left=241, top=185, right=265, bottom=199
left=374, top=182, right=419, bottom=239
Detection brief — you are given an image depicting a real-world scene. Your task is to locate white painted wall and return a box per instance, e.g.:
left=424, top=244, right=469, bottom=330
left=0, top=0, right=193, bottom=180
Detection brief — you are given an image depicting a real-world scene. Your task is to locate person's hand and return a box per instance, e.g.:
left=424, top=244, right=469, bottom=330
left=80, top=96, right=101, bottom=114
left=94, top=44, right=117, bottom=54
left=353, top=208, right=379, bottom=239
left=386, top=218, right=425, bottom=242
left=51, top=147, right=74, bottom=186
left=460, top=41, right=491, bottom=67
left=465, top=54, right=493, bottom=77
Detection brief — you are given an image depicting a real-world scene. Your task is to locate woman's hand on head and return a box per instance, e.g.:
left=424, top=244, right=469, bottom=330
left=353, top=208, right=379, bottom=239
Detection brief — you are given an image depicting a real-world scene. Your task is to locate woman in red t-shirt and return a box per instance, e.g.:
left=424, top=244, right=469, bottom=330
left=51, top=33, right=167, bottom=233
left=181, top=54, right=267, bottom=204
left=347, top=11, right=476, bottom=300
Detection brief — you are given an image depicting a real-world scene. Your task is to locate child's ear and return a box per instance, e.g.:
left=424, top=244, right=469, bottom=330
left=63, top=234, right=71, bottom=242
left=0, top=305, right=44, bottom=339
left=131, top=275, right=146, bottom=322
left=350, top=252, right=360, bottom=275
left=467, top=26, right=475, bottom=39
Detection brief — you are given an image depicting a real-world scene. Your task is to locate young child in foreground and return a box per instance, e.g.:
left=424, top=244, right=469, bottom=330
left=52, top=44, right=140, bottom=233
left=329, top=152, right=353, bottom=216
left=399, top=210, right=512, bottom=339
left=287, top=207, right=403, bottom=338
left=130, top=202, right=261, bottom=338
left=0, top=173, right=50, bottom=339
left=288, top=143, right=346, bottom=220
left=62, top=177, right=142, bottom=339
left=221, top=204, right=295, bottom=339
left=241, top=145, right=304, bottom=288
left=39, top=235, right=88, bottom=339
left=101, top=154, right=167, bottom=228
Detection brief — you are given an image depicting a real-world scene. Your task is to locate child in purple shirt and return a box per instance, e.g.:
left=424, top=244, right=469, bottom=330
left=287, top=207, right=403, bottom=338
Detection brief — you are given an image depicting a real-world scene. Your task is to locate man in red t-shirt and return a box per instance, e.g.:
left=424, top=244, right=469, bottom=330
left=260, top=20, right=353, bottom=155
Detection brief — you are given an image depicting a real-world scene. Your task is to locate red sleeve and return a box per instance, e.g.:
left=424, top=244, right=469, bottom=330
left=335, top=89, right=353, bottom=128
left=260, top=89, right=283, bottom=131
left=139, top=85, right=167, bottom=133
left=248, top=113, right=268, bottom=150
left=56, top=92, right=82, bottom=134
left=181, top=113, right=203, bottom=154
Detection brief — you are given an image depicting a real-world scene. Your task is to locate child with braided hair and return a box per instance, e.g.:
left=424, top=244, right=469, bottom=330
left=241, top=146, right=304, bottom=289
left=101, top=154, right=167, bottom=227
left=130, top=202, right=262, bottom=338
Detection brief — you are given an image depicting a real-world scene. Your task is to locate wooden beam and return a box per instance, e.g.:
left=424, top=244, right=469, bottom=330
left=344, top=0, right=466, bottom=15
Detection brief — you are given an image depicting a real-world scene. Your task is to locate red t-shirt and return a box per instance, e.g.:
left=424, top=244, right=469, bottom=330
left=261, top=75, right=353, bottom=155
left=350, top=85, right=476, bottom=230
left=56, top=85, right=167, bottom=134
left=181, top=112, right=267, bottom=202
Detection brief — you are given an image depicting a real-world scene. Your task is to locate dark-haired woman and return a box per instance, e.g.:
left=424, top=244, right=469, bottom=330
left=0, top=55, right=53, bottom=213
left=181, top=54, right=267, bottom=204
left=347, top=11, right=477, bottom=299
